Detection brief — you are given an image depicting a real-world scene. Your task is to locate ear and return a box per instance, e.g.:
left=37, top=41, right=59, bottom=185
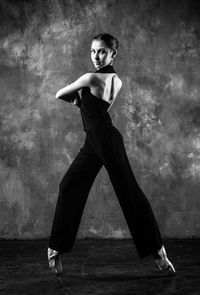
left=112, top=49, right=117, bottom=58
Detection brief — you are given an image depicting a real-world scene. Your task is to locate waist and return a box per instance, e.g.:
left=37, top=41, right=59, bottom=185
left=80, top=108, right=112, bottom=132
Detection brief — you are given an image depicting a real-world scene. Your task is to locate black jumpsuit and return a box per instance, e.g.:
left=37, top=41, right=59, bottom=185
left=49, top=65, right=163, bottom=258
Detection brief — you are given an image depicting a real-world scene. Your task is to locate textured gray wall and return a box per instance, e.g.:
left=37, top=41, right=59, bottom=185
left=1, top=0, right=200, bottom=239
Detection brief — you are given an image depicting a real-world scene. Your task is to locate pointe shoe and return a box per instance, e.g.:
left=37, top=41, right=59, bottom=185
left=154, top=245, right=176, bottom=274
left=47, top=247, right=62, bottom=276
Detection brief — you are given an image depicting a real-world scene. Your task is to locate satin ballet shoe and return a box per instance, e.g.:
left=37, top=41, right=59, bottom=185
left=154, top=245, right=176, bottom=274
left=47, top=247, right=62, bottom=276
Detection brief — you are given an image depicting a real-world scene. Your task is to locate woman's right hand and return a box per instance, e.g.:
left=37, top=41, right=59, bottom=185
left=73, top=94, right=81, bottom=108
left=73, top=97, right=78, bottom=105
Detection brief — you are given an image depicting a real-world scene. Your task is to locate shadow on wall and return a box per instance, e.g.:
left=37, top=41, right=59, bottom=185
left=0, top=0, right=200, bottom=239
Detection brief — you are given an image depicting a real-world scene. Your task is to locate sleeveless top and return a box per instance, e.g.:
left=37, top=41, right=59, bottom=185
left=79, top=65, right=116, bottom=132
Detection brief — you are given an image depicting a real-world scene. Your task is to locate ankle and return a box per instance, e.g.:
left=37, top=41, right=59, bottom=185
left=153, top=245, right=165, bottom=259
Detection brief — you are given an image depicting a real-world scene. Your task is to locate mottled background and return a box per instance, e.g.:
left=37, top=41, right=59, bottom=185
left=1, top=0, right=200, bottom=239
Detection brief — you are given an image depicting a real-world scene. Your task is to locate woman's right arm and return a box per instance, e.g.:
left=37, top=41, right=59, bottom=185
left=58, top=91, right=81, bottom=106
left=56, top=73, right=94, bottom=99
left=56, top=73, right=94, bottom=107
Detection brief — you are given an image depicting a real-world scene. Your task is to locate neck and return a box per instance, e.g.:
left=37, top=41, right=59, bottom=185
left=95, top=64, right=116, bottom=73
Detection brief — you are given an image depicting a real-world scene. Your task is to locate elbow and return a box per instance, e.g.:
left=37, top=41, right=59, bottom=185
left=55, top=91, right=61, bottom=99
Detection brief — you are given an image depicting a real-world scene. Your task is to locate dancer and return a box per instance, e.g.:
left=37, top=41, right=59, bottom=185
left=47, top=33, right=175, bottom=276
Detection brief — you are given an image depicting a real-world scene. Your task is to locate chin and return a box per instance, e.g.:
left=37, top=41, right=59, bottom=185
left=94, top=64, right=101, bottom=69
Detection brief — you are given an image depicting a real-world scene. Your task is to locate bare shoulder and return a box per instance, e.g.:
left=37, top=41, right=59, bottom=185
left=80, top=72, right=95, bottom=82
left=80, top=72, right=98, bottom=85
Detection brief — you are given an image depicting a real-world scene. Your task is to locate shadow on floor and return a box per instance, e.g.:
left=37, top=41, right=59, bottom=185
left=0, top=239, right=200, bottom=294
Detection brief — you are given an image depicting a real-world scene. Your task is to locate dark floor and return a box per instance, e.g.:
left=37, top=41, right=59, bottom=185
left=0, top=239, right=200, bottom=295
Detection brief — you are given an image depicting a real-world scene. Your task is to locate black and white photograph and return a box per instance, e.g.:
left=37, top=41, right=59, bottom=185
left=0, top=0, right=200, bottom=294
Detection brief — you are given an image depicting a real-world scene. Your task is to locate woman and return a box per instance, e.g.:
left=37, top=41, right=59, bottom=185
left=47, top=33, right=175, bottom=276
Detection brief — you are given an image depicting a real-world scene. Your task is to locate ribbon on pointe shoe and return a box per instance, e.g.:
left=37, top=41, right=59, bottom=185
left=47, top=247, right=63, bottom=276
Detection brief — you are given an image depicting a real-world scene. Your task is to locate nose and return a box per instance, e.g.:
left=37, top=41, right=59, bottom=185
left=94, top=53, right=99, bottom=60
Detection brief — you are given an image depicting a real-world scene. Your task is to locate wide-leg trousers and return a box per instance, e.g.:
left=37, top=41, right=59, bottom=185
left=49, top=123, right=163, bottom=258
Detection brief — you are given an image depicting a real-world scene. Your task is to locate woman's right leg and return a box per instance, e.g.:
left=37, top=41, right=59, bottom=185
left=48, top=135, right=103, bottom=254
left=87, top=125, right=175, bottom=272
left=87, top=125, right=162, bottom=258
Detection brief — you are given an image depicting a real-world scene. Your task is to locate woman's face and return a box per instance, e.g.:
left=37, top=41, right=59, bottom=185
left=91, top=40, right=114, bottom=69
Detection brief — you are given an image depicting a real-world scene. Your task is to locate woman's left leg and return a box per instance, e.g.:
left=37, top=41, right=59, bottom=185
left=48, top=135, right=103, bottom=254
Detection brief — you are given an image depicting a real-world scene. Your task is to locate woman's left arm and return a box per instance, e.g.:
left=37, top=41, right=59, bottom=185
left=56, top=73, right=93, bottom=99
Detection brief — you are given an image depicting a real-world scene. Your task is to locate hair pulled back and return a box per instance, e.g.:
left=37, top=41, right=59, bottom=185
left=92, top=33, right=119, bottom=50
